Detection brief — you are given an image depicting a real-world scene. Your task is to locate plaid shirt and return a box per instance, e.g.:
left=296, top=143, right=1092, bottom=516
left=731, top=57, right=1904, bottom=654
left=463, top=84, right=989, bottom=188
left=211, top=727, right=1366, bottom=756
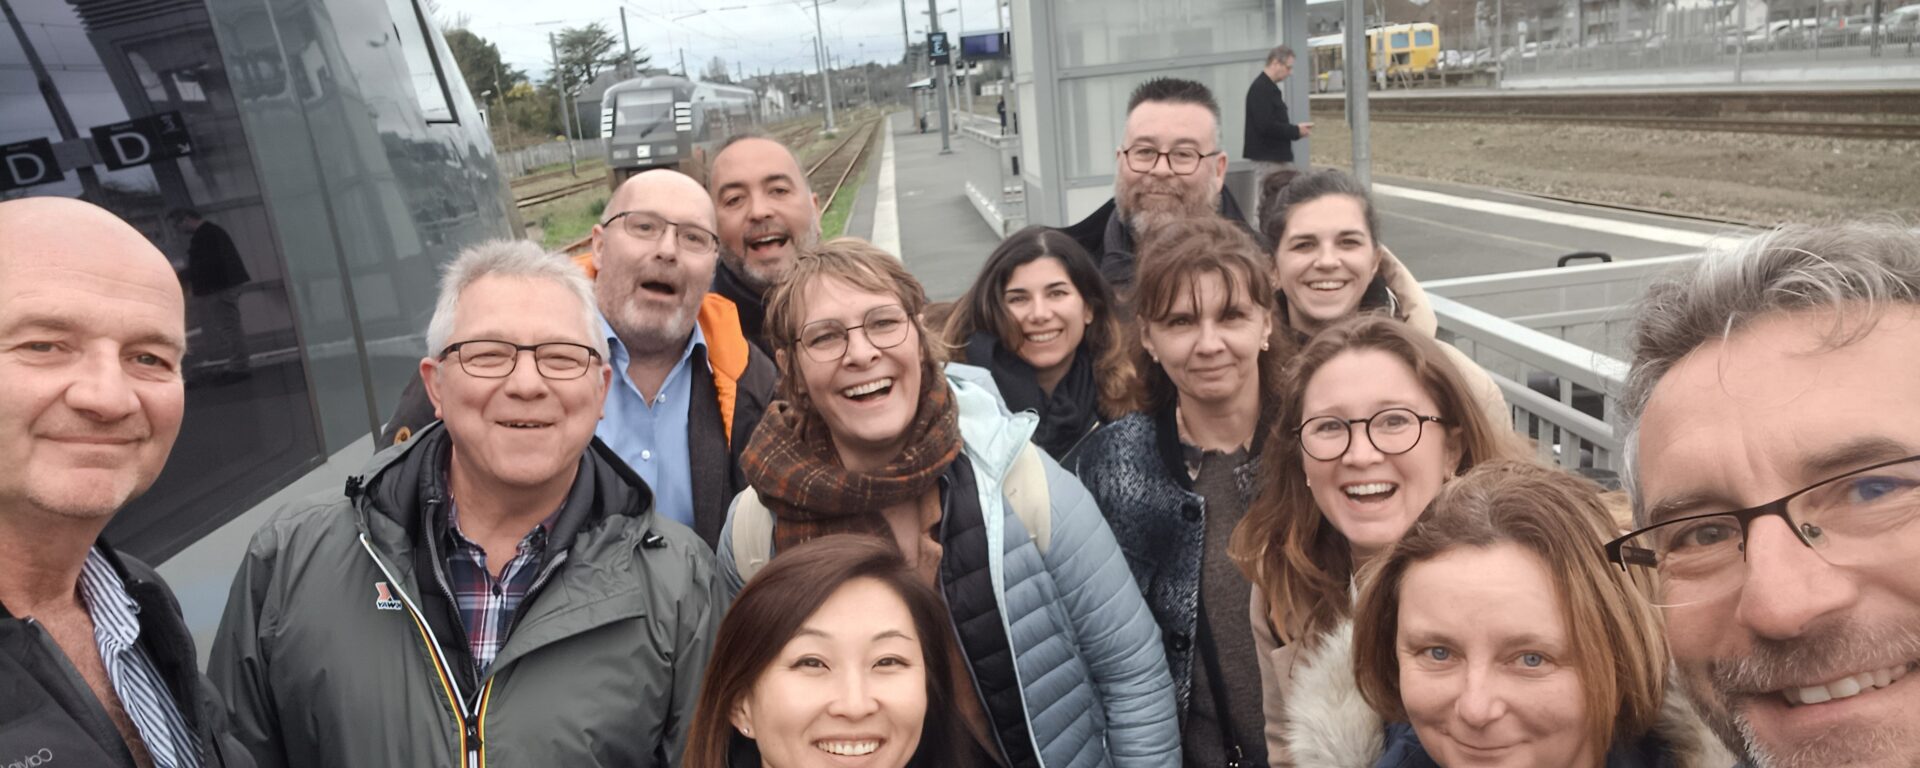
left=443, top=502, right=559, bottom=677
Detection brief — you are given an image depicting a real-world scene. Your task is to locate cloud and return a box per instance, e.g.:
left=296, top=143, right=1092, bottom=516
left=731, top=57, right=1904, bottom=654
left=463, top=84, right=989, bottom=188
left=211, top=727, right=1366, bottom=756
left=449, top=0, right=1005, bottom=83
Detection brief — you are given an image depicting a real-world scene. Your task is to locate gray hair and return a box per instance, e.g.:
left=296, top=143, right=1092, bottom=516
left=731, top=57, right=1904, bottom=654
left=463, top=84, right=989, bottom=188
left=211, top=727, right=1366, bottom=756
left=1267, top=45, right=1295, bottom=65
left=423, top=239, right=606, bottom=359
left=1620, top=222, right=1920, bottom=522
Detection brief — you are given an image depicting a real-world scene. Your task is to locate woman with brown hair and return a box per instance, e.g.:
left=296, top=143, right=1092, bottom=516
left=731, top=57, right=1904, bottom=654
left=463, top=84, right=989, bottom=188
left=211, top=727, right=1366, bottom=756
left=1349, top=461, right=1729, bottom=768
left=942, top=226, right=1134, bottom=460
left=1070, top=216, right=1287, bottom=768
left=715, top=237, right=1177, bottom=767
left=685, top=535, right=965, bottom=768
left=1228, top=313, right=1522, bottom=766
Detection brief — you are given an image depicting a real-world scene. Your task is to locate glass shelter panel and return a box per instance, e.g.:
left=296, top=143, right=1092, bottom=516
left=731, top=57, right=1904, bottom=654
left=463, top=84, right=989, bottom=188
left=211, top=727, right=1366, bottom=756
left=1051, top=0, right=1276, bottom=69
left=1058, top=62, right=1265, bottom=180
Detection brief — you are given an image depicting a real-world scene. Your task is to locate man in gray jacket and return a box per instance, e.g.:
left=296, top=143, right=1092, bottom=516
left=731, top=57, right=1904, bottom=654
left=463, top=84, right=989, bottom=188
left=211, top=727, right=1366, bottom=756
left=209, top=240, right=719, bottom=767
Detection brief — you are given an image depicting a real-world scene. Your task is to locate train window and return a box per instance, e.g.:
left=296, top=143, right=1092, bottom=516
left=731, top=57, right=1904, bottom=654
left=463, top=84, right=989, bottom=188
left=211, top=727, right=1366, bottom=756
left=379, top=0, right=457, bottom=123
left=614, top=90, right=675, bottom=135
left=1, top=0, right=324, bottom=563
left=1392, top=32, right=1411, bottom=49
left=1415, top=29, right=1435, bottom=47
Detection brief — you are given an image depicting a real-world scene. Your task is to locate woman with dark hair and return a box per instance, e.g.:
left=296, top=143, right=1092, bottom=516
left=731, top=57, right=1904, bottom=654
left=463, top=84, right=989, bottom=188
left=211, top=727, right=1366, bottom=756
left=1350, top=461, right=1729, bottom=768
left=1071, top=216, right=1287, bottom=768
left=1228, top=314, right=1523, bottom=766
left=1256, top=168, right=1507, bottom=427
left=716, top=237, right=1178, bottom=767
left=943, top=226, right=1134, bottom=460
left=685, top=535, right=966, bottom=768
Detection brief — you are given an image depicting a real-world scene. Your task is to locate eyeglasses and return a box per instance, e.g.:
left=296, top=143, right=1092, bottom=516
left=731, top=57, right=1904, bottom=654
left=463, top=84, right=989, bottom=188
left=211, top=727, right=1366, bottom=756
left=439, top=340, right=602, bottom=380
left=1606, top=453, right=1920, bottom=608
left=1120, top=145, right=1222, bottom=175
left=601, top=210, right=719, bottom=255
left=796, top=305, right=913, bottom=363
left=1296, top=408, right=1447, bottom=462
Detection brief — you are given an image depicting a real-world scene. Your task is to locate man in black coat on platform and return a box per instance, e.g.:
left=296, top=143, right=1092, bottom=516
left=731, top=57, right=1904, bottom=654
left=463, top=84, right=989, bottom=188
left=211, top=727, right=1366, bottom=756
left=1243, top=46, right=1312, bottom=207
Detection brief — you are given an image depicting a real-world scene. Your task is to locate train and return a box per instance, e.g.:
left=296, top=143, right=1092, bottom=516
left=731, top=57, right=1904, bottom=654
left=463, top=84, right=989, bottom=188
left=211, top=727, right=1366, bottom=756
left=2, top=0, right=514, bottom=634
left=600, top=75, right=759, bottom=186
left=1309, top=23, right=1444, bottom=91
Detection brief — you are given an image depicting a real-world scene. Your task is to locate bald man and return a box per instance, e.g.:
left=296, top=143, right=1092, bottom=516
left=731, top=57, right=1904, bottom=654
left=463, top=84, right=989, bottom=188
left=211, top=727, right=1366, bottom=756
left=383, top=170, right=775, bottom=547
left=707, top=135, right=821, bottom=353
left=0, top=199, right=250, bottom=767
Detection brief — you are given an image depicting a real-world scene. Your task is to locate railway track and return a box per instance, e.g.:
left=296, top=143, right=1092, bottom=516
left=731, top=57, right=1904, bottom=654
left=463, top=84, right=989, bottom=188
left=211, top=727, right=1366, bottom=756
left=806, top=119, right=882, bottom=216
left=515, top=178, right=603, bottom=209
left=1311, top=89, right=1920, bottom=140
left=557, top=116, right=883, bottom=258
left=1342, top=111, right=1920, bottom=140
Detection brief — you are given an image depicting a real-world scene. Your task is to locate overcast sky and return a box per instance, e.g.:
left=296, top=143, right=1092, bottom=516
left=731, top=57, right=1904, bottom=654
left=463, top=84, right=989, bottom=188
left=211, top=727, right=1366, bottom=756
left=451, top=0, right=1006, bottom=84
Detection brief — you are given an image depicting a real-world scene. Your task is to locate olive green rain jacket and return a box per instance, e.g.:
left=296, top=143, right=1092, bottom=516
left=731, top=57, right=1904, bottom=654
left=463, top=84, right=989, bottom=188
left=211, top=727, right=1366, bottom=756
left=208, top=423, right=721, bottom=768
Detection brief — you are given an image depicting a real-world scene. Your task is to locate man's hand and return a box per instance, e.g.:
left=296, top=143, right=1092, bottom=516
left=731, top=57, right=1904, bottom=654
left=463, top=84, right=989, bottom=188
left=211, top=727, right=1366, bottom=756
left=1299, top=122, right=1315, bottom=137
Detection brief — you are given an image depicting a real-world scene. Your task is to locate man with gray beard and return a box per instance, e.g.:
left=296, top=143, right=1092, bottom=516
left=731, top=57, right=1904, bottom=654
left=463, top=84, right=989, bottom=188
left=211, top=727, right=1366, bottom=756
left=383, top=170, right=774, bottom=548
left=1610, top=223, right=1920, bottom=768
left=1057, top=77, right=1258, bottom=294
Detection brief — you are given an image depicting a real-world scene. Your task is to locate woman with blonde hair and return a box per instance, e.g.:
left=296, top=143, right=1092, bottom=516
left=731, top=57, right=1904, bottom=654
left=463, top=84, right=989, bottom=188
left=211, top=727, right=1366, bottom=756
left=1229, top=313, right=1521, bottom=765
left=1349, top=461, right=1729, bottom=767
left=716, top=237, right=1178, bottom=767
left=943, top=225, right=1134, bottom=460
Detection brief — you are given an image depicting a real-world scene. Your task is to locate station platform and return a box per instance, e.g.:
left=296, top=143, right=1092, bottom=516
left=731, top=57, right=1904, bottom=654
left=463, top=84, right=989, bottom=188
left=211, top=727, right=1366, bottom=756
left=845, top=111, right=1004, bottom=301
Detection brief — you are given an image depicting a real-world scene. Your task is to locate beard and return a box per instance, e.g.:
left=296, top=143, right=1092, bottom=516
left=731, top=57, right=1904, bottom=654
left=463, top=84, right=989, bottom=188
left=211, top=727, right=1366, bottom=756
left=1676, top=614, right=1920, bottom=768
left=1116, top=173, right=1219, bottom=241
left=596, top=273, right=703, bottom=359
left=721, top=217, right=820, bottom=292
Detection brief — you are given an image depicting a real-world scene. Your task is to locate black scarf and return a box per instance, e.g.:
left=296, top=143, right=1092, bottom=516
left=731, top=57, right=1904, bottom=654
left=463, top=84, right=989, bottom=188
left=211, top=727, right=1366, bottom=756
left=966, top=332, right=1099, bottom=460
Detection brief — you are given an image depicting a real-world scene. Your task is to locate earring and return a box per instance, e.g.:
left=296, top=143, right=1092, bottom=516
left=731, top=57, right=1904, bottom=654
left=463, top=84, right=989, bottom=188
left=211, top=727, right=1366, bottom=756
left=1261, top=340, right=1270, bottom=351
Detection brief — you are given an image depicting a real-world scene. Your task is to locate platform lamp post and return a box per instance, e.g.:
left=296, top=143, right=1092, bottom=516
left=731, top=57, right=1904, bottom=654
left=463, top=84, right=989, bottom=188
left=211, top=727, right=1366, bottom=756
left=1344, top=0, right=1371, bottom=188
left=813, top=0, right=837, bottom=132
left=927, top=1, right=953, bottom=154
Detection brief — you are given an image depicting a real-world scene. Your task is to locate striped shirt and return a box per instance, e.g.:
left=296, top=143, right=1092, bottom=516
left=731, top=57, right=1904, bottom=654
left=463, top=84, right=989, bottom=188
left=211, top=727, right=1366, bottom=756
left=79, top=548, right=203, bottom=768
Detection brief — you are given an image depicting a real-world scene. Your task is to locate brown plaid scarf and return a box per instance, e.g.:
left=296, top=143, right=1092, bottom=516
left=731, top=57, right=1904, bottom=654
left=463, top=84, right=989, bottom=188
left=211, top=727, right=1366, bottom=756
left=740, top=375, right=963, bottom=555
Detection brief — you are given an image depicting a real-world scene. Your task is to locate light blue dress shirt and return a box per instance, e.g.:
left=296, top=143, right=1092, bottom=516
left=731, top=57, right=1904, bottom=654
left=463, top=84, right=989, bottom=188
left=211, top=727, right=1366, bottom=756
left=598, top=317, right=702, bottom=527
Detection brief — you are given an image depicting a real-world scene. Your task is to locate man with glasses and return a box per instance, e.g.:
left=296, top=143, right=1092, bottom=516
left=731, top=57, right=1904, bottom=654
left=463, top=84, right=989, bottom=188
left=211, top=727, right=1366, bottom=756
left=1242, top=46, right=1311, bottom=211
left=383, top=170, right=775, bottom=549
left=1058, top=77, right=1259, bottom=293
left=211, top=240, right=719, bottom=767
left=1611, top=223, right=1920, bottom=768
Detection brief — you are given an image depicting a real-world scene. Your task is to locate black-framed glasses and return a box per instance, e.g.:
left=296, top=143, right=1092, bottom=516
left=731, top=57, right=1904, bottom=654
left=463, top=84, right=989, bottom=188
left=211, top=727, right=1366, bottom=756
left=439, top=340, right=602, bottom=380
left=1121, top=145, right=1222, bottom=175
left=796, top=305, right=913, bottom=363
left=601, top=210, right=719, bottom=255
left=1606, top=453, right=1920, bottom=608
left=1296, top=408, right=1447, bottom=462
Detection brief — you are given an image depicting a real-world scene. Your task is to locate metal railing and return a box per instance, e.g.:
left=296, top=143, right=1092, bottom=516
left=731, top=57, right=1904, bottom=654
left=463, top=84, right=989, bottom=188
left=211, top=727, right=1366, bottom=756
left=1425, top=253, right=1706, bottom=359
left=1431, top=294, right=1630, bottom=472
left=959, top=115, right=1027, bottom=238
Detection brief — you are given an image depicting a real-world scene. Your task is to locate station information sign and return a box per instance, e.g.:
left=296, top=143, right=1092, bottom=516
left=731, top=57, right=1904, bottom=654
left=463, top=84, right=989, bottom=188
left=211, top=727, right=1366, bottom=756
left=928, top=31, right=950, bottom=65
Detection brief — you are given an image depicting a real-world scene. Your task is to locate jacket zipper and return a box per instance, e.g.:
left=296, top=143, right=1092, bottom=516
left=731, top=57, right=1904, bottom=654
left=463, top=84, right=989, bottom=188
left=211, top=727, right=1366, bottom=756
left=357, top=531, right=486, bottom=767
left=418, top=497, right=499, bottom=768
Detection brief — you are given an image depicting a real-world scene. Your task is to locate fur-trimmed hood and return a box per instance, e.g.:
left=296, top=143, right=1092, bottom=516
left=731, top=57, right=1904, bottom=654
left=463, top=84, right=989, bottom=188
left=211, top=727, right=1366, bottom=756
left=1283, top=619, right=1737, bottom=768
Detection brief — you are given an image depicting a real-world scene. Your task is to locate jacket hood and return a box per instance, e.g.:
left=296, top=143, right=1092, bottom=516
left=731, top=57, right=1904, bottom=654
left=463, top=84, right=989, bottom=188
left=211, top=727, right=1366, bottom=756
left=347, top=421, right=657, bottom=551
left=946, top=363, right=1039, bottom=482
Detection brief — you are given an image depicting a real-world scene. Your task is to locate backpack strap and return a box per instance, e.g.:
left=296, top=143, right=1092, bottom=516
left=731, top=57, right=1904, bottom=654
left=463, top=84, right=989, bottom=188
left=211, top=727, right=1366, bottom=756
left=729, top=488, right=776, bottom=583
left=1003, top=442, right=1052, bottom=556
